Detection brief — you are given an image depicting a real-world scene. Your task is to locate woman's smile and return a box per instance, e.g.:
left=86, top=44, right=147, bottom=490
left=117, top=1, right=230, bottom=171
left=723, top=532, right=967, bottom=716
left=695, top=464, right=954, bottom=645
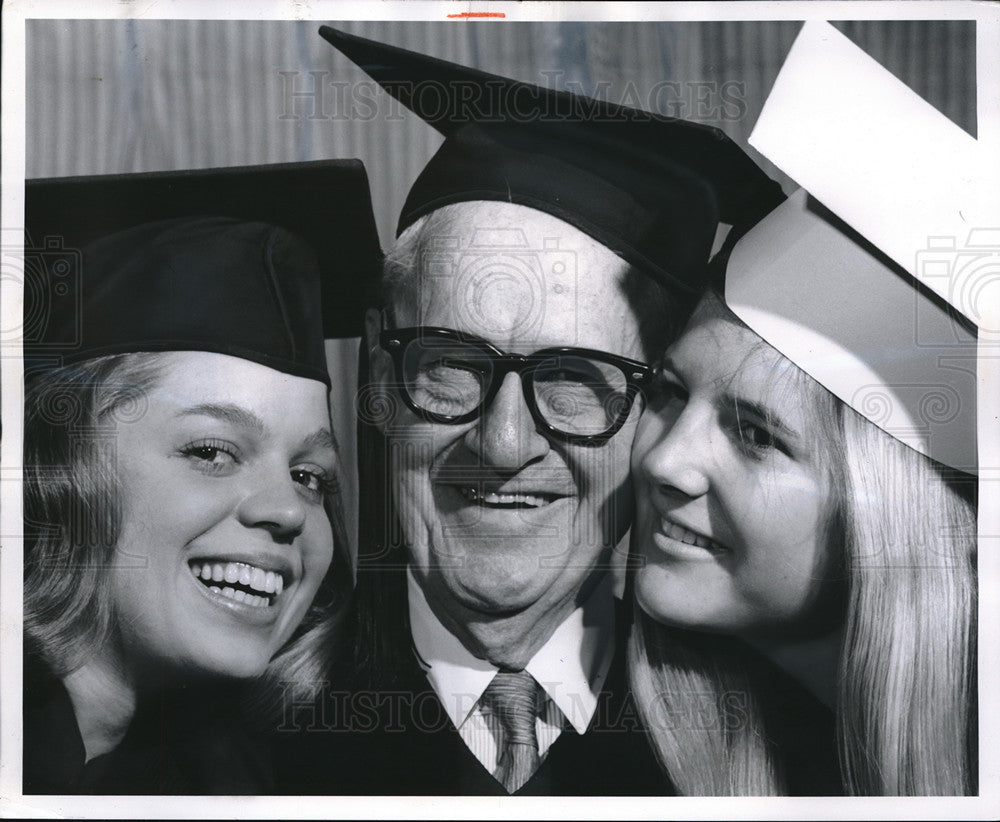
left=189, top=560, right=286, bottom=608
left=632, top=294, right=838, bottom=637
left=650, top=515, right=727, bottom=557
left=108, top=352, right=336, bottom=680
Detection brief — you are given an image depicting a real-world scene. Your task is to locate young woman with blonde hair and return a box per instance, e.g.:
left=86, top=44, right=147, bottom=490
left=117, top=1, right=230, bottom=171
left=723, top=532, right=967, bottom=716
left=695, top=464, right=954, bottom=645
left=627, top=23, right=979, bottom=795
left=22, top=161, right=379, bottom=793
left=628, top=282, right=976, bottom=794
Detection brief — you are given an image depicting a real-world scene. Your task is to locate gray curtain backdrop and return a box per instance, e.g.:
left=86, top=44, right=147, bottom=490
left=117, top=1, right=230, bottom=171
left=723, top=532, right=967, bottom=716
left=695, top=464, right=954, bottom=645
left=25, top=18, right=977, bottom=558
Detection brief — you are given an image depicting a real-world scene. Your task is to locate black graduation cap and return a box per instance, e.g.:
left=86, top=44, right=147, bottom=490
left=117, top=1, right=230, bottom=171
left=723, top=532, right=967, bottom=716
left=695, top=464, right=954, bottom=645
left=24, top=160, right=383, bottom=385
left=319, top=26, right=784, bottom=293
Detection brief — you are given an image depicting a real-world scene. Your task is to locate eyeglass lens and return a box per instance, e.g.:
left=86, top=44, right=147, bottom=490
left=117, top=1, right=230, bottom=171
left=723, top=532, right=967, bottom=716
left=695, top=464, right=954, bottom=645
left=400, top=337, right=630, bottom=436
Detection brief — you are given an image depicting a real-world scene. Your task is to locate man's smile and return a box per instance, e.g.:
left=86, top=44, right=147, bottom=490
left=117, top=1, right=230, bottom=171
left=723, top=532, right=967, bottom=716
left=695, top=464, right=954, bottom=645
left=457, top=486, right=567, bottom=509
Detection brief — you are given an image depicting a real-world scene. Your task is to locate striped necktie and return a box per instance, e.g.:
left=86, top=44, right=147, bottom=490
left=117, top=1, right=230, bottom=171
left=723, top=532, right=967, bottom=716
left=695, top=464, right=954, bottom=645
left=480, top=669, right=542, bottom=793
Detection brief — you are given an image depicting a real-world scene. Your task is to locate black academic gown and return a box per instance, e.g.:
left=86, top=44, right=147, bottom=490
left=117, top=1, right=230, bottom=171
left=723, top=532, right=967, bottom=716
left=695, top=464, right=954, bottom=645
left=22, top=656, right=273, bottom=795
left=756, top=657, right=843, bottom=796
left=272, top=601, right=672, bottom=796
left=271, top=610, right=842, bottom=796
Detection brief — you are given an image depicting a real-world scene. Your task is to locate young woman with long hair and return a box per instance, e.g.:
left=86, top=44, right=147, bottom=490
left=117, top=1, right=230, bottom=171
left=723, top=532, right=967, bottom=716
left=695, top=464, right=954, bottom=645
left=627, top=191, right=977, bottom=796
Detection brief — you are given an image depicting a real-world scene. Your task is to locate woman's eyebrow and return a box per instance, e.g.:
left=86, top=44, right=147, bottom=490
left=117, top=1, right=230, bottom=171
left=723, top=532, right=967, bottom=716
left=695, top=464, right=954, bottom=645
left=176, top=405, right=337, bottom=454
left=729, top=396, right=797, bottom=438
left=177, top=403, right=266, bottom=436
left=300, top=428, right=338, bottom=454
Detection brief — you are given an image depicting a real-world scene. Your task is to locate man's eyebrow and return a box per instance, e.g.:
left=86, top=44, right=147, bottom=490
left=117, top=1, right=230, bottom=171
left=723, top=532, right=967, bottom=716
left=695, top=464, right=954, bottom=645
left=177, top=403, right=266, bottom=436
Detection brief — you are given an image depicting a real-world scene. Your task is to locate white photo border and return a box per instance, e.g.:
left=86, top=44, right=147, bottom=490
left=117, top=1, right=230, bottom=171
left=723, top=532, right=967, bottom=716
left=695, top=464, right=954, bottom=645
left=2, top=1, right=998, bottom=819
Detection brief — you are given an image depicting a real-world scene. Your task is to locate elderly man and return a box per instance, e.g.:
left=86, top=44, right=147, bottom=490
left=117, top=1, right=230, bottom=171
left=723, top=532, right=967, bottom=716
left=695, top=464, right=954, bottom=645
left=276, top=28, right=784, bottom=796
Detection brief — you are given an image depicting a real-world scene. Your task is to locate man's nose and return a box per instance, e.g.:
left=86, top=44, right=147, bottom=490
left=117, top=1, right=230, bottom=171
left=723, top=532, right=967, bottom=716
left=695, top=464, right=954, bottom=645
left=637, top=405, right=712, bottom=500
left=236, top=467, right=308, bottom=542
left=464, top=371, right=550, bottom=469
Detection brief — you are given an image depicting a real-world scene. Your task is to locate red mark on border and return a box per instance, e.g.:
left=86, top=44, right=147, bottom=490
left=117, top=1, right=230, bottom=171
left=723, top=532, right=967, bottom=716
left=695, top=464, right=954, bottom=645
left=447, top=12, right=506, bottom=18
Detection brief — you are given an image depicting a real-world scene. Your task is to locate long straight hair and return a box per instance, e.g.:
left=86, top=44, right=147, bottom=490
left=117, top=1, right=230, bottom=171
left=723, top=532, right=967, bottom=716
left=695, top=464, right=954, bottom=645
left=628, top=349, right=977, bottom=795
left=629, top=615, right=785, bottom=794
left=836, top=409, right=976, bottom=795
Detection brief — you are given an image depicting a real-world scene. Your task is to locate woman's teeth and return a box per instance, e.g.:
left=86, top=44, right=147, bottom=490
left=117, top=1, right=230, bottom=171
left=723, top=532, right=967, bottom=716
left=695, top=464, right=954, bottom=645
left=189, top=561, right=283, bottom=607
left=660, top=518, right=722, bottom=551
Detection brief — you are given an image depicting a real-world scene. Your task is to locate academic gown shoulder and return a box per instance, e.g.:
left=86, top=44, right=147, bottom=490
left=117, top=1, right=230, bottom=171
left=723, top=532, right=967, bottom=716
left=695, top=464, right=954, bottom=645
left=23, top=656, right=273, bottom=795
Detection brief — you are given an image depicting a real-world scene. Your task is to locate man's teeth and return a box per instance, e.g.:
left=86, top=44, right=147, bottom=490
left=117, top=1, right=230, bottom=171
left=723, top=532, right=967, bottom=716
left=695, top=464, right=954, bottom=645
left=189, top=561, right=284, bottom=607
left=459, top=487, right=554, bottom=508
left=661, top=518, right=721, bottom=551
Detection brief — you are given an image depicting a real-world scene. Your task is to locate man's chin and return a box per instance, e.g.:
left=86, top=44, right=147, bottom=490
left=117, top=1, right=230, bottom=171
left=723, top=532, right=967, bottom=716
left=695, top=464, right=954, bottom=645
left=428, top=576, right=573, bottom=665
left=421, top=543, right=608, bottom=615
left=445, top=574, right=551, bottom=618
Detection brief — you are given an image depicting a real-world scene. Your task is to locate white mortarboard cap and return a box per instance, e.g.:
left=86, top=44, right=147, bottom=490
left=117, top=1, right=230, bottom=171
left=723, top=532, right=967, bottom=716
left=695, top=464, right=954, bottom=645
left=727, top=191, right=977, bottom=472
left=726, top=21, right=985, bottom=474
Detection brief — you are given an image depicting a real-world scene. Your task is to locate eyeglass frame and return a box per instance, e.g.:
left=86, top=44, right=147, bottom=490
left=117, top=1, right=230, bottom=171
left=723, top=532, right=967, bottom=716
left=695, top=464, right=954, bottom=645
left=377, top=325, right=655, bottom=445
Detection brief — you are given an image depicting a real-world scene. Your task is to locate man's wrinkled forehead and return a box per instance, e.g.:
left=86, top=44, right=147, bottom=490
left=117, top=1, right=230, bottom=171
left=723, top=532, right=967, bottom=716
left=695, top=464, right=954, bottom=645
left=394, top=201, right=644, bottom=353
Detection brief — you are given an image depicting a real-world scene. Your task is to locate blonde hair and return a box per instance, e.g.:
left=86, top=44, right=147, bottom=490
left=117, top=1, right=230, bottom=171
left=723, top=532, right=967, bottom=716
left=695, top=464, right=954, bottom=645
left=628, top=330, right=977, bottom=795
left=629, top=619, right=784, bottom=794
left=836, top=409, right=976, bottom=794
left=24, top=353, right=166, bottom=673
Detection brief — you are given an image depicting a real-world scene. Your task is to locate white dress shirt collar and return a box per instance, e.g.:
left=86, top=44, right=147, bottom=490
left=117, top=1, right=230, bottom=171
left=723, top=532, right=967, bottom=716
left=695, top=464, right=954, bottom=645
left=407, top=569, right=615, bottom=736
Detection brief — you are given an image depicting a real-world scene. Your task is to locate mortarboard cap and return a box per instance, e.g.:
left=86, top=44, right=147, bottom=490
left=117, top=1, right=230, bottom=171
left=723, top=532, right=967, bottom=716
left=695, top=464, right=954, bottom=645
left=318, top=26, right=785, bottom=294
left=24, top=160, right=383, bottom=357
left=725, top=22, right=988, bottom=474
left=24, top=215, right=332, bottom=385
